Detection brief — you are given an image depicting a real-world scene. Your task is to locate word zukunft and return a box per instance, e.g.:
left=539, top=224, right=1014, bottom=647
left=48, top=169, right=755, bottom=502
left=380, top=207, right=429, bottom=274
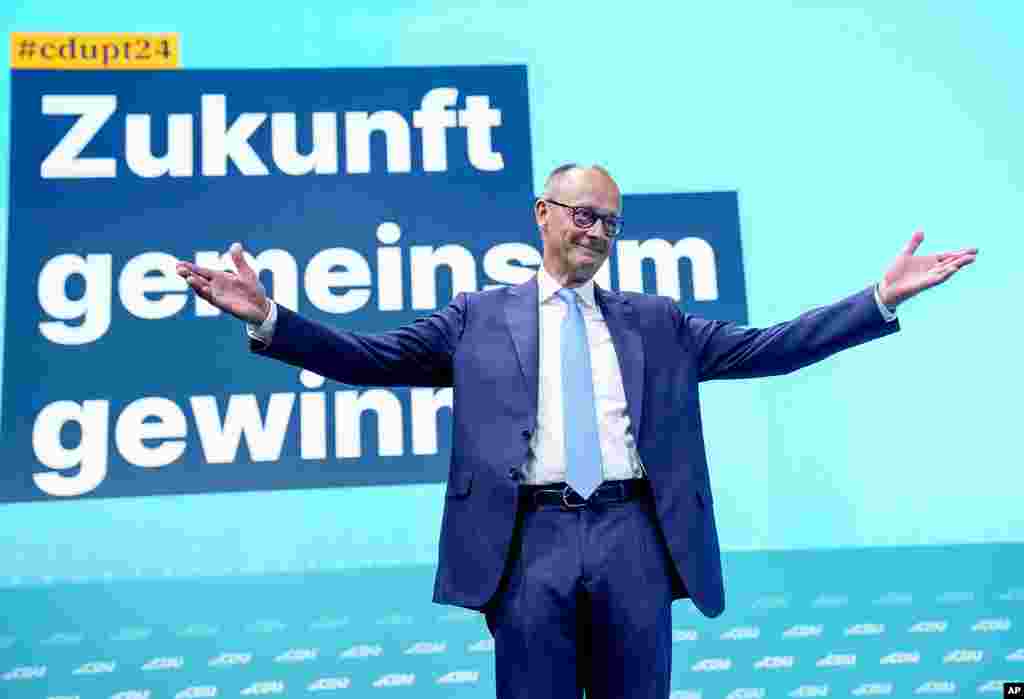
left=32, top=372, right=453, bottom=497
left=38, top=226, right=720, bottom=345
left=40, top=89, right=503, bottom=178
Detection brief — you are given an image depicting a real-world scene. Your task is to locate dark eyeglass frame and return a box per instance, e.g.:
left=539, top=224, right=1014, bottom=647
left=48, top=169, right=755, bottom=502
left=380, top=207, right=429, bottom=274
left=543, top=199, right=624, bottom=238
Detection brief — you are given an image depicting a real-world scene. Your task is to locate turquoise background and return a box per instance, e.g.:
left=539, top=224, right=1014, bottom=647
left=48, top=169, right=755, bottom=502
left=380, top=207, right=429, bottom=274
left=0, top=2, right=1021, bottom=582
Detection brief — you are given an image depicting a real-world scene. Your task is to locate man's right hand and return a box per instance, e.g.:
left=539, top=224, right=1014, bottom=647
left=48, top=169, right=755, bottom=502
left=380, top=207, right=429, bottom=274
left=176, top=242, right=270, bottom=324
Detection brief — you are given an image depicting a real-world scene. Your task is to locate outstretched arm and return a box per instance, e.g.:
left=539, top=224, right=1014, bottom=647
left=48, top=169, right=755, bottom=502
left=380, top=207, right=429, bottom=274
left=678, top=231, right=977, bottom=381
left=175, top=242, right=463, bottom=388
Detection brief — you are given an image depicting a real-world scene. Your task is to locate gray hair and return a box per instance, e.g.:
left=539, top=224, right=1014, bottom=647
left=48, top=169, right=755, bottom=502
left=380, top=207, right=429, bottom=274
left=542, top=162, right=614, bottom=199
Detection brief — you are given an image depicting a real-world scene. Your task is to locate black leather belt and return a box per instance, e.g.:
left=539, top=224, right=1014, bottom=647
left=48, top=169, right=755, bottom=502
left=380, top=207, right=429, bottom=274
left=520, top=479, right=650, bottom=509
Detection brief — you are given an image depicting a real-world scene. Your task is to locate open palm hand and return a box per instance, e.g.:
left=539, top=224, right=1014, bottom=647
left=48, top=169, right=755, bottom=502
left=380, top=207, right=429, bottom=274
left=176, top=243, right=270, bottom=324
left=879, top=231, right=977, bottom=307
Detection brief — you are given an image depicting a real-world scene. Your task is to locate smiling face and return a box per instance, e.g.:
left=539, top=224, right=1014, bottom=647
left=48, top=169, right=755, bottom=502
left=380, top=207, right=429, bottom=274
left=536, top=165, right=621, bottom=287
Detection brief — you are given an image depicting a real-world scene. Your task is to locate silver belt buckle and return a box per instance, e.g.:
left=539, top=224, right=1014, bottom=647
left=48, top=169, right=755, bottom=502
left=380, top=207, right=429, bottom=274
left=561, top=485, right=587, bottom=509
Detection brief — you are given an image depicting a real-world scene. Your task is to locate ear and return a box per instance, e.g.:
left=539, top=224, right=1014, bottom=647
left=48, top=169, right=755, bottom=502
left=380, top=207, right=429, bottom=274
left=534, top=198, right=547, bottom=231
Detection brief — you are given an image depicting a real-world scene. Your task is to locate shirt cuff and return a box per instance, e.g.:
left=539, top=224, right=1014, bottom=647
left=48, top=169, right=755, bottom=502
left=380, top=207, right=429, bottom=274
left=245, top=299, right=278, bottom=345
left=873, top=284, right=898, bottom=322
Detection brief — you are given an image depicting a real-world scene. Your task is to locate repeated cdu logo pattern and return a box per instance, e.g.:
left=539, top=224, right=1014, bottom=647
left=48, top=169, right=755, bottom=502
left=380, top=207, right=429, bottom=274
left=1, top=553, right=1021, bottom=698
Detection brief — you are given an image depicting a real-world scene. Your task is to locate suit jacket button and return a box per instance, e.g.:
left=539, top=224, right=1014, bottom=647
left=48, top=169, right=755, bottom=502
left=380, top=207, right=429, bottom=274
left=508, top=468, right=521, bottom=481
left=521, top=429, right=531, bottom=439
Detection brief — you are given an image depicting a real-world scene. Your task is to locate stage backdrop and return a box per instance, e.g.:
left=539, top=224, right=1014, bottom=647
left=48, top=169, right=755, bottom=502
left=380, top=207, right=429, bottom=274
left=0, top=3, right=1021, bottom=698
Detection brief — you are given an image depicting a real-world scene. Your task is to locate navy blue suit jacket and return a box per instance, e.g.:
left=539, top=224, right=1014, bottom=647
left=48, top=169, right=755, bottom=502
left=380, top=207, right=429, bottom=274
left=252, top=279, right=899, bottom=617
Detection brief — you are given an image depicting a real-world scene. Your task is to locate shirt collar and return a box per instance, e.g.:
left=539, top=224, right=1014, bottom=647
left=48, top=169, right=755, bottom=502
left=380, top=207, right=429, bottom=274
left=537, top=266, right=597, bottom=308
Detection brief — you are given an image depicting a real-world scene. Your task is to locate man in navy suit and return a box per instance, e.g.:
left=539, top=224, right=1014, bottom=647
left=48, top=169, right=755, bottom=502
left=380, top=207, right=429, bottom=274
left=177, top=164, right=976, bottom=698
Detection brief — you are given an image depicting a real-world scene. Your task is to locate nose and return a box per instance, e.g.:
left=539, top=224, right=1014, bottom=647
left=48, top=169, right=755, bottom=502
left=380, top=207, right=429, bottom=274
left=587, top=220, right=612, bottom=243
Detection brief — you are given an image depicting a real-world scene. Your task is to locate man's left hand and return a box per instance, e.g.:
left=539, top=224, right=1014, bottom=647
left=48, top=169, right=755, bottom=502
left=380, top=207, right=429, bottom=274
left=878, top=231, right=977, bottom=308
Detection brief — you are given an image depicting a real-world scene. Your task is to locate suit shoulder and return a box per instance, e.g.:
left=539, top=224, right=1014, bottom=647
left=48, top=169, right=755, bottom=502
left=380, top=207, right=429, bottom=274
left=604, top=289, right=675, bottom=312
left=465, top=285, right=511, bottom=301
left=464, top=281, right=532, bottom=304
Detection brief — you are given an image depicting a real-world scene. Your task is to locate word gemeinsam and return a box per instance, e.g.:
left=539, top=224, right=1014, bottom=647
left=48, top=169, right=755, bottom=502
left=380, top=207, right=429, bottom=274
left=38, top=227, right=722, bottom=345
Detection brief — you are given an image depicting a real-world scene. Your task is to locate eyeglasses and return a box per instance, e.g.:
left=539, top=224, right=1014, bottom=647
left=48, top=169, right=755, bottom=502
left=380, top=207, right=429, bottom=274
left=543, top=199, right=624, bottom=238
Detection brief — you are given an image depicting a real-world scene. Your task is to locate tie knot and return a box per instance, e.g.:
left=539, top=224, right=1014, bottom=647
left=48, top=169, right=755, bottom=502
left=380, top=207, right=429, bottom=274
left=556, top=288, right=579, bottom=307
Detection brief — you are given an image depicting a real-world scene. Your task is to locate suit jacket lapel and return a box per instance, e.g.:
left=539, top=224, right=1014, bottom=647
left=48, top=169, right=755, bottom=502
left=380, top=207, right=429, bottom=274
left=504, top=277, right=539, bottom=423
left=596, top=286, right=645, bottom=438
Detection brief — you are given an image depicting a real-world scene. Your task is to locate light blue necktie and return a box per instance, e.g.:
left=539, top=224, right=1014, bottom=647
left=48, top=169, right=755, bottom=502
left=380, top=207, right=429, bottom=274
left=556, top=288, right=603, bottom=499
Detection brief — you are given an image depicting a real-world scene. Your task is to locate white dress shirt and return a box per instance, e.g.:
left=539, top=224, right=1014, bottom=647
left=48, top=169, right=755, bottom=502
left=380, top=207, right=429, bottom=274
left=524, top=267, right=646, bottom=484
left=247, top=273, right=898, bottom=486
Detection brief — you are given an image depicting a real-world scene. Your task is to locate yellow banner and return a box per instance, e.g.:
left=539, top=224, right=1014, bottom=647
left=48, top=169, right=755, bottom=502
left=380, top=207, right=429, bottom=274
left=11, top=33, right=180, bottom=69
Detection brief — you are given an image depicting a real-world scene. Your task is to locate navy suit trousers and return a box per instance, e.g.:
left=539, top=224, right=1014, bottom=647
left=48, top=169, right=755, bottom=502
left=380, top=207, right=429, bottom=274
left=483, top=487, right=676, bottom=698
